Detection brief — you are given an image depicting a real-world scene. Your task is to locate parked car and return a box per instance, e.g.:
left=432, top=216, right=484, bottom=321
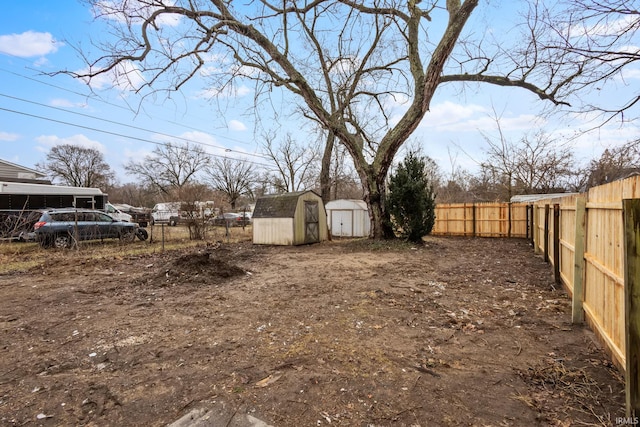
left=34, top=208, right=139, bottom=249
left=108, top=203, right=152, bottom=227
left=211, top=212, right=251, bottom=227
left=239, top=212, right=252, bottom=224
left=212, top=212, right=240, bottom=226
left=151, top=202, right=181, bottom=225
left=104, top=202, right=133, bottom=222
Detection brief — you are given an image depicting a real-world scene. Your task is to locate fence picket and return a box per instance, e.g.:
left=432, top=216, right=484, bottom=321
left=432, top=176, right=640, bottom=413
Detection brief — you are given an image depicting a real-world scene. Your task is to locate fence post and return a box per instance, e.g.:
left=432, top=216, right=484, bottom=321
left=527, top=204, right=533, bottom=243
left=533, top=204, right=540, bottom=254
left=544, top=204, right=550, bottom=262
left=472, top=204, right=477, bottom=237
left=553, top=204, right=561, bottom=285
left=623, top=199, right=640, bottom=417
left=508, top=202, right=512, bottom=238
left=572, top=197, right=586, bottom=324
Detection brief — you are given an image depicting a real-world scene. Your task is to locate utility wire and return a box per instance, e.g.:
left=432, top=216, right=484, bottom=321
left=0, top=106, right=272, bottom=168
left=0, top=64, right=260, bottom=150
left=0, top=92, right=270, bottom=161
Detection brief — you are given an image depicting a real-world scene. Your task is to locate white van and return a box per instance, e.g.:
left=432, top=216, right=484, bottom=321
left=151, top=202, right=181, bottom=225
left=105, top=202, right=133, bottom=222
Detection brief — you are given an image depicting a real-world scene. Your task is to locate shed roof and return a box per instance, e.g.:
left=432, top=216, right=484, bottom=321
left=510, top=193, right=579, bottom=203
left=253, top=190, right=319, bottom=218
left=325, top=199, right=368, bottom=211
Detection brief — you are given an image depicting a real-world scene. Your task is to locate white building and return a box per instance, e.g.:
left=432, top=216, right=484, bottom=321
left=325, top=199, right=371, bottom=238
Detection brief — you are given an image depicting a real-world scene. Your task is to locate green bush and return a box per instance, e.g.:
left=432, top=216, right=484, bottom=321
left=386, top=152, right=436, bottom=243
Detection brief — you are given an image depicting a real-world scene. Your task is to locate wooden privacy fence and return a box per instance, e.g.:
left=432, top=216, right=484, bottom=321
left=432, top=202, right=531, bottom=238
left=432, top=176, right=640, bottom=415
left=531, top=176, right=640, bottom=416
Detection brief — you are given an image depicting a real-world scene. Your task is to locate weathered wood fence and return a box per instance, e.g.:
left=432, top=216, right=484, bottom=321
left=433, top=175, right=640, bottom=416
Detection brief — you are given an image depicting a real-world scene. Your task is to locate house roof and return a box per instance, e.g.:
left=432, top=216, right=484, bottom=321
left=253, top=190, right=319, bottom=218
left=0, top=181, right=104, bottom=196
left=0, top=159, right=47, bottom=180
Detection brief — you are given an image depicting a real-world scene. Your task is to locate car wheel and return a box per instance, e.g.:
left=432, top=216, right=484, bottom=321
left=53, top=234, right=71, bottom=249
left=120, top=229, right=136, bottom=243
left=135, top=228, right=149, bottom=241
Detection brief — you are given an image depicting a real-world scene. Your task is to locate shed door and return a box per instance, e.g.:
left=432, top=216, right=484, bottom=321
left=304, top=201, right=319, bottom=243
left=331, top=210, right=353, bottom=237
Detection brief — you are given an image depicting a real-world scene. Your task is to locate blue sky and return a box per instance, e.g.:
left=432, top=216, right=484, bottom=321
left=0, top=1, right=638, bottom=184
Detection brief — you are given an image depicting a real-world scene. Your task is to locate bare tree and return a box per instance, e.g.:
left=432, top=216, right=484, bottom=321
left=479, top=127, right=575, bottom=201
left=261, top=133, right=320, bottom=193
left=176, top=183, right=214, bottom=240
left=329, top=142, right=364, bottom=200
left=538, top=0, right=640, bottom=123
left=584, top=140, right=640, bottom=188
left=69, top=0, right=585, bottom=238
left=105, top=182, right=156, bottom=207
left=125, top=142, right=210, bottom=196
left=205, top=157, right=256, bottom=210
left=37, top=144, right=114, bottom=189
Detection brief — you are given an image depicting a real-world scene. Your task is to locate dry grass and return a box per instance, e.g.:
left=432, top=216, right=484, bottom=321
left=515, top=358, right=616, bottom=427
left=0, top=224, right=253, bottom=274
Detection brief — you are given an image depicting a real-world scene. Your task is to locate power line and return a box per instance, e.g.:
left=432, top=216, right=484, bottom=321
left=0, top=92, right=270, bottom=161
left=0, top=106, right=272, bottom=168
left=0, top=63, right=262, bottom=150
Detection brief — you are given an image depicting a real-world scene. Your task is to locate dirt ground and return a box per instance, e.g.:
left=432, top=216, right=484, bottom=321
left=0, top=236, right=627, bottom=426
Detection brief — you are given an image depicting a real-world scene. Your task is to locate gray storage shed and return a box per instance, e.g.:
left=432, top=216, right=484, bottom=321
left=252, top=190, right=328, bottom=245
left=325, top=199, right=371, bottom=237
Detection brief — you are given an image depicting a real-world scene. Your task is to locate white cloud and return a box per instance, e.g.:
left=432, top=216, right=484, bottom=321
left=0, top=132, right=20, bottom=141
left=414, top=100, right=548, bottom=134
left=0, top=31, right=61, bottom=58
left=123, top=147, right=153, bottom=162
left=180, top=131, right=218, bottom=145
left=571, top=15, right=638, bottom=38
left=195, top=84, right=252, bottom=100
left=50, top=99, right=87, bottom=108
left=462, top=114, right=547, bottom=133
left=382, top=93, right=411, bottom=113
left=35, top=134, right=107, bottom=153
left=77, top=60, right=146, bottom=92
left=621, top=67, right=640, bottom=80
left=417, top=101, right=489, bottom=131
left=93, top=0, right=182, bottom=27
left=229, top=120, right=247, bottom=131
left=150, top=130, right=217, bottom=145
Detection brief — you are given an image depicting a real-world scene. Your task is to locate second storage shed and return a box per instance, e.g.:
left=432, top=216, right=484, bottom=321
left=325, top=199, right=371, bottom=237
left=252, top=190, right=328, bottom=245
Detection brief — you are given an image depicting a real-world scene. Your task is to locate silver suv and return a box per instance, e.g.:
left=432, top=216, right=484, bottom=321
left=34, top=209, right=138, bottom=249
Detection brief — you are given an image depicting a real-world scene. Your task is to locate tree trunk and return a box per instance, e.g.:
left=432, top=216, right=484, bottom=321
left=319, top=132, right=335, bottom=204
left=362, top=167, right=395, bottom=239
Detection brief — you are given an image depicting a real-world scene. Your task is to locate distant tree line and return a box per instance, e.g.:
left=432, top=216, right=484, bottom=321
left=36, top=129, right=639, bottom=215
left=35, top=134, right=364, bottom=212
